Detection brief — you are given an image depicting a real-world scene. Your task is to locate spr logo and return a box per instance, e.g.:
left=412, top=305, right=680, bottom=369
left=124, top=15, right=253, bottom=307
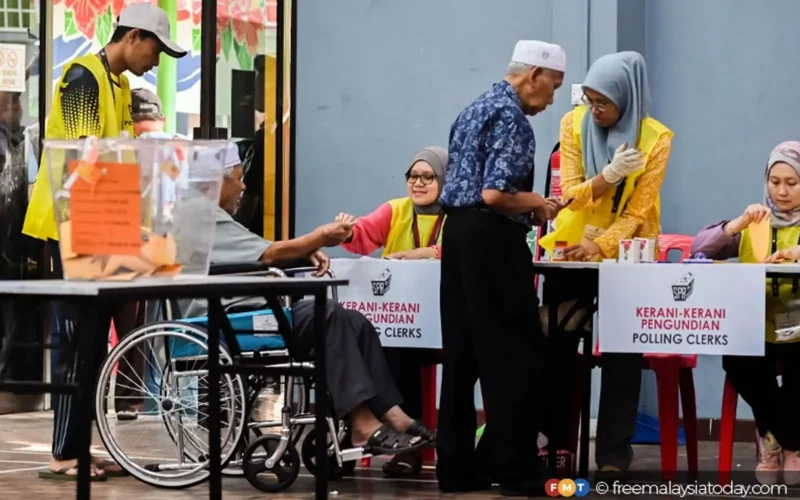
left=371, top=268, right=392, bottom=297
left=671, top=272, right=695, bottom=302
left=544, top=478, right=590, bottom=497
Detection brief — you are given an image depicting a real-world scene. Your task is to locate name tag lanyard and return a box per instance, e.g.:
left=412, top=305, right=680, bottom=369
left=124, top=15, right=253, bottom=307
left=99, top=49, right=121, bottom=113
left=412, top=213, right=445, bottom=249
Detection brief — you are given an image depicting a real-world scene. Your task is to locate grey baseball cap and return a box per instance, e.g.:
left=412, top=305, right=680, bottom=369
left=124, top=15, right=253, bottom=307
left=131, top=88, right=163, bottom=119
left=117, top=3, right=187, bottom=59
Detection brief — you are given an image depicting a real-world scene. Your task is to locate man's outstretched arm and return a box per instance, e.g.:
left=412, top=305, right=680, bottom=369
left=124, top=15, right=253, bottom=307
left=260, top=231, right=325, bottom=265
left=211, top=214, right=351, bottom=266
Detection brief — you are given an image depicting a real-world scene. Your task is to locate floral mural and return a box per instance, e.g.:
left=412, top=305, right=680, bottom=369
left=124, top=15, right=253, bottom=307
left=52, top=0, right=279, bottom=116
left=55, top=0, right=275, bottom=69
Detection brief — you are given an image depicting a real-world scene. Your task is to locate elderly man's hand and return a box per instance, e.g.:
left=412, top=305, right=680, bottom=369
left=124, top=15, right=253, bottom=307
left=308, top=250, right=330, bottom=277
left=315, top=221, right=354, bottom=247
left=531, top=197, right=565, bottom=225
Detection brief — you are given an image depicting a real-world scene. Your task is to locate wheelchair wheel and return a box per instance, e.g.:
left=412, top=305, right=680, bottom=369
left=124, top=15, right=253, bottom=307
left=223, top=374, right=311, bottom=477
left=242, top=434, right=301, bottom=493
left=300, top=421, right=356, bottom=479
left=95, top=322, right=246, bottom=489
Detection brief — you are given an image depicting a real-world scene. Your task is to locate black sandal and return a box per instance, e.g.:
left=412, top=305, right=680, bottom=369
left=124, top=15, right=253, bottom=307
left=364, top=424, right=428, bottom=455
left=382, top=449, right=423, bottom=477
left=406, top=420, right=436, bottom=442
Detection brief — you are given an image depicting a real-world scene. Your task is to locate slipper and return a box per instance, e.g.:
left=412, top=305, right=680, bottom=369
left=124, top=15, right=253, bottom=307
left=406, top=420, right=436, bottom=442
left=382, top=450, right=423, bottom=477
left=363, top=424, right=428, bottom=456
left=94, top=460, right=129, bottom=478
left=39, top=465, right=108, bottom=482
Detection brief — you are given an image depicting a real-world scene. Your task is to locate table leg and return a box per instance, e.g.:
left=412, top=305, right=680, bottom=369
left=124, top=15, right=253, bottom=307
left=207, top=298, right=223, bottom=500
left=313, top=290, right=328, bottom=500
left=579, top=329, right=593, bottom=478
left=547, top=302, right=558, bottom=476
left=75, top=302, right=105, bottom=500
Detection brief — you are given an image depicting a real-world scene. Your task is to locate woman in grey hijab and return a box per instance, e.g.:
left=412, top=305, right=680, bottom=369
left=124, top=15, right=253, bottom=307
left=333, top=146, right=449, bottom=477
left=539, top=51, right=674, bottom=483
left=336, top=146, right=449, bottom=260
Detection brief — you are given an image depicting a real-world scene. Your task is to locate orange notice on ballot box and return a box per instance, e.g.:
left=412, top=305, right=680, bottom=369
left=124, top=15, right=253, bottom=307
left=68, top=161, right=141, bottom=256
left=749, top=218, right=771, bottom=262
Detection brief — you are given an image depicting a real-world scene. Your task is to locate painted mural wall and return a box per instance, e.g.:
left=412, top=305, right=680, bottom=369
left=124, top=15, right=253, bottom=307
left=52, top=0, right=277, bottom=118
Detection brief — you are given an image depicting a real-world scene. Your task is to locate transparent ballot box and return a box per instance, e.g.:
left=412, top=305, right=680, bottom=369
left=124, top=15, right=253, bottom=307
left=45, top=137, right=231, bottom=280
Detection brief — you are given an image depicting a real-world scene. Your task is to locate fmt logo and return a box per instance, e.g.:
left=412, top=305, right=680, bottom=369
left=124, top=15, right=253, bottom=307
left=545, top=478, right=590, bottom=497
left=671, top=272, right=695, bottom=302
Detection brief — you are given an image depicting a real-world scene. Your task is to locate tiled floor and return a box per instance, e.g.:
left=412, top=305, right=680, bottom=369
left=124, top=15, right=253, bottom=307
left=0, top=411, right=791, bottom=499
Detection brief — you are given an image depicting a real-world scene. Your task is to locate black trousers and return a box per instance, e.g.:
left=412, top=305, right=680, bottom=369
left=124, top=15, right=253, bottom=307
left=291, top=299, right=403, bottom=420
left=436, top=208, right=545, bottom=486
left=723, top=342, right=800, bottom=451
left=383, top=348, right=441, bottom=420
left=48, top=241, right=147, bottom=460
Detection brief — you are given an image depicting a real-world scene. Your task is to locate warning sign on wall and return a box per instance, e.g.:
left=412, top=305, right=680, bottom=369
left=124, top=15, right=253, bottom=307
left=0, top=44, right=26, bottom=93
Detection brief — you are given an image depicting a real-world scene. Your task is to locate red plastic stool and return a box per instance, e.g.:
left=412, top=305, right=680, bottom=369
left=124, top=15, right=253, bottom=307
left=567, top=349, right=699, bottom=480
left=718, top=374, right=739, bottom=485
left=718, top=363, right=783, bottom=485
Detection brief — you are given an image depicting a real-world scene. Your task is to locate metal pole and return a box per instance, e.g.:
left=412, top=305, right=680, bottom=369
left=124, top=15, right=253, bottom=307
left=199, top=0, right=217, bottom=138
left=287, top=0, right=297, bottom=239
left=274, top=0, right=284, bottom=238
left=157, top=0, right=178, bottom=134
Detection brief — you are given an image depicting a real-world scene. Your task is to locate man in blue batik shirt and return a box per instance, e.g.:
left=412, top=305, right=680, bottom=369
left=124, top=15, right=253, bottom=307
left=436, top=40, right=566, bottom=497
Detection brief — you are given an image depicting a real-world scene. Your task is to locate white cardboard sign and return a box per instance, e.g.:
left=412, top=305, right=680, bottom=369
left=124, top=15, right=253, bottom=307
left=598, top=263, right=766, bottom=356
left=330, top=258, right=441, bottom=349
left=0, top=44, right=26, bottom=92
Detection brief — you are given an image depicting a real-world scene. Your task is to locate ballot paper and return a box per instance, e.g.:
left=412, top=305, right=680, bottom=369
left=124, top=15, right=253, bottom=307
left=748, top=218, right=771, bottom=262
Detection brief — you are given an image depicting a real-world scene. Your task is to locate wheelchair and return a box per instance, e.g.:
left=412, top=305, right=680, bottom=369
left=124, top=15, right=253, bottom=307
left=93, top=263, right=370, bottom=492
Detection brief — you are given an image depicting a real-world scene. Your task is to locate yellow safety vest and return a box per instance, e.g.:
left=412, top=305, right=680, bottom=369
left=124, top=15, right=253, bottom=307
left=382, top=197, right=446, bottom=257
left=540, top=106, right=672, bottom=256
left=739, top=224, right=800, bottom=344
left=23, top=54, right=134, bottom=241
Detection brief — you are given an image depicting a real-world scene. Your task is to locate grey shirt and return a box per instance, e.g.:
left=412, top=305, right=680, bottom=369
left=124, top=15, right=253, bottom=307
left=182, top=206, right=272, bottom=318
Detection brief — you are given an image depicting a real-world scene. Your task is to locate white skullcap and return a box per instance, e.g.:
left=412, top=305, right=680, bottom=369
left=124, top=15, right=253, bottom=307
left=191, top=141, right=241, bottom=173
left=511, top=40, right=566, bottom=73
left=223, top=141, right=241, bottom=170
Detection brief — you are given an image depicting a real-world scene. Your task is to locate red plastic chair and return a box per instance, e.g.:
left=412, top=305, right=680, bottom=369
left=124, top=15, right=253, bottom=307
left=718, top=363, right=783, bottom=484
left=567, top=234, right=699, bottom=480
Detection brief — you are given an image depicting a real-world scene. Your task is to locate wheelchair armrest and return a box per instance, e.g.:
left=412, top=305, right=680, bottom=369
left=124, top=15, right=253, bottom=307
left=208, top=262, right=271, bottom=275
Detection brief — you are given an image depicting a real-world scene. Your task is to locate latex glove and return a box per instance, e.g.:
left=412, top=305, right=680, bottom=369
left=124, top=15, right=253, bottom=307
left=602, top=143, right=645, bottom=184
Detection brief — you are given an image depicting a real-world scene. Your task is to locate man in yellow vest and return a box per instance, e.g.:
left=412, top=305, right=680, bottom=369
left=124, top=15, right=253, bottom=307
left=31, top=3, right=186, bottom=481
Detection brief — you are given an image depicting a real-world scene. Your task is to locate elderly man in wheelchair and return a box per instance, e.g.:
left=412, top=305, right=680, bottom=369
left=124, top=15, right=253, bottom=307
left=93, top=142, right=434, bottom=492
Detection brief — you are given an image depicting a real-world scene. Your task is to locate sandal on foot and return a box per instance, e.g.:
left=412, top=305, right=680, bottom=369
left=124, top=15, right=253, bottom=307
left=382, top=450, right=423, bottom=477
left=364, top=424, right=427, bottom=455
left=406, top=420, right=436, bottom=442
left=94, top=460, right=128, bottom=478
left=39, top=465, right=107, bottom=482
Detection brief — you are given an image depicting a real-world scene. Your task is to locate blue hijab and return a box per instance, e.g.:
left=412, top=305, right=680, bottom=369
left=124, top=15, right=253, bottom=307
left=581, top=51, right=651, bottom=178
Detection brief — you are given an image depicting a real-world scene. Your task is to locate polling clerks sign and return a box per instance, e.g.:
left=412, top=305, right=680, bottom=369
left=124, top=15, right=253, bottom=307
left=598, top=263, right=765, bottom=356
left=330, top=258, right=441, bottom=349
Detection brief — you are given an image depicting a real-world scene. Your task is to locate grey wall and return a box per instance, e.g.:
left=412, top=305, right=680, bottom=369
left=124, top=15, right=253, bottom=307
left=297, top=0, right=558, bottom=257
left=297, top=0, right=800, bottom=420
left=639, top=0, right=800, bottom=420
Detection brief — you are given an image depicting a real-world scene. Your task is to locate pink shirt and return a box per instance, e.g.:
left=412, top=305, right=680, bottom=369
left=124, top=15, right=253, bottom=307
left=341, top=202, right=442, bottom=257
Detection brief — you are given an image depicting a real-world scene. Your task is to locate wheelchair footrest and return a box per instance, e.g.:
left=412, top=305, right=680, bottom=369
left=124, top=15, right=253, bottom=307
left=340, top=446, right=370, bottom=463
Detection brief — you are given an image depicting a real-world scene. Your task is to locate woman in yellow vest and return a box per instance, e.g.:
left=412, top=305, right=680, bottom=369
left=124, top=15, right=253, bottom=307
left=27, top=4, right=187, bottom=482
left=538, top=52, right=673, bottom=481
left=337, top=146, right=447, bottom=260
left=335, top=146, right=447, bottom=477
left=692, top=141, right=800, bottom=485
